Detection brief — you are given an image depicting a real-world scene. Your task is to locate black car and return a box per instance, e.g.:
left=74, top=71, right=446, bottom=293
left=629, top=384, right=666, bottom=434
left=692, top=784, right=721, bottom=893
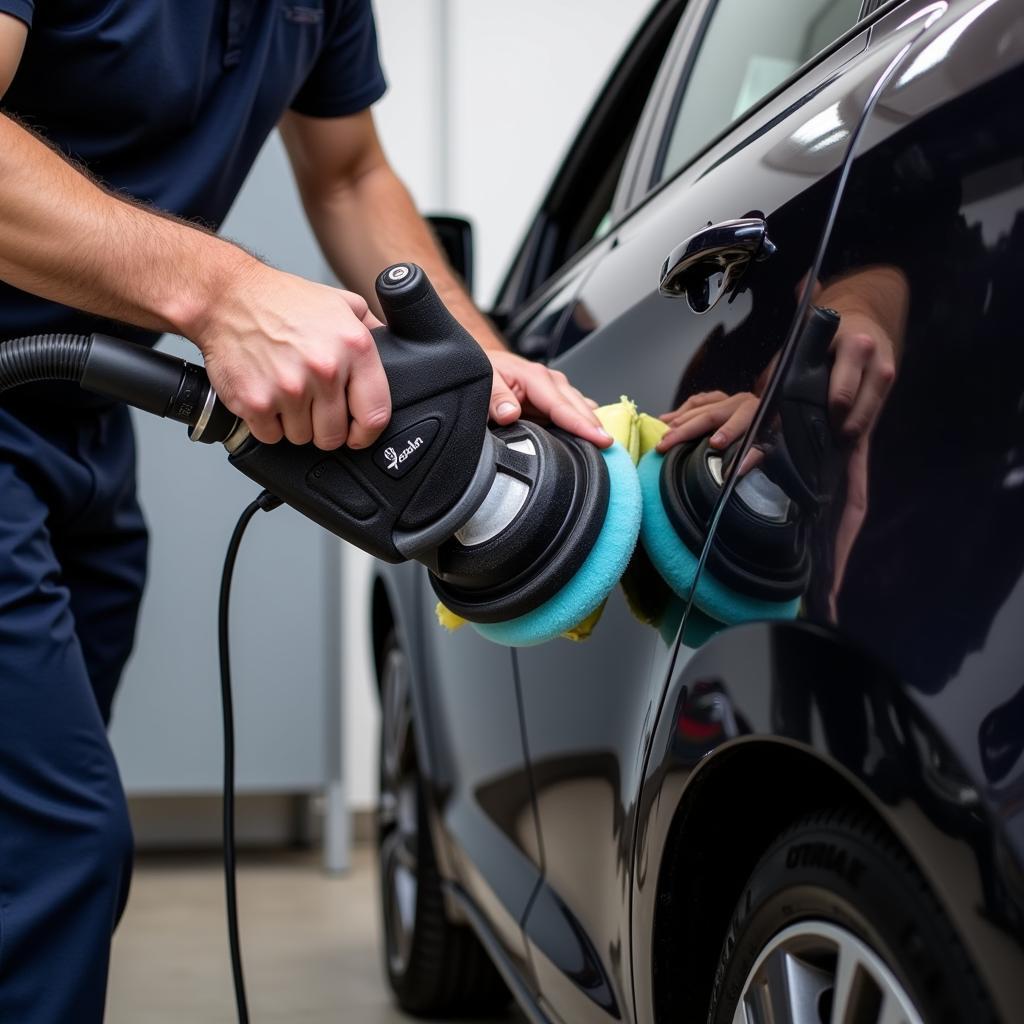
left=371, top=1, right=1024, bottom=1021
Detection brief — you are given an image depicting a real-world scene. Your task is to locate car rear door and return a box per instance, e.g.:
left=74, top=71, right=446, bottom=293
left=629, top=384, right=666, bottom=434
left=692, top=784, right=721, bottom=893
left=507, top=2, right=948, bottom=1021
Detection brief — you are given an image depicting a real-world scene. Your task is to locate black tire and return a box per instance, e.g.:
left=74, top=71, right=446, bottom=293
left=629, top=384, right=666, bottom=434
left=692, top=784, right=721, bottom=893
left=377, top=631, right=510, bottom=1018
left=708, top=808, right=994, bottom=1024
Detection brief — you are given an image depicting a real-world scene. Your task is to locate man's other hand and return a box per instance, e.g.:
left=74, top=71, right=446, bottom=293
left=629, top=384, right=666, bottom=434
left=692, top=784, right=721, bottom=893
left=486, top=349, right=611, bottom=449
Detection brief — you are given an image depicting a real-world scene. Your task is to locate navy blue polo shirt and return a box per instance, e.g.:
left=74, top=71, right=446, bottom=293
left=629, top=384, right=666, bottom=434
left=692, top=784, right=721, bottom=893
left=0, top=0, right=387, bottom=348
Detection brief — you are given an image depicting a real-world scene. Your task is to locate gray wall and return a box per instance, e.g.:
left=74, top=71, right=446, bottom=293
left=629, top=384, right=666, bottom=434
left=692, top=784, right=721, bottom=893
left=110, top=136, right=340, bottom=795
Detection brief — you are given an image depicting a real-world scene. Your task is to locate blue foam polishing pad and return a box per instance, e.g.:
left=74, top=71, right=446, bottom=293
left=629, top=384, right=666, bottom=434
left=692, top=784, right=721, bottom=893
left=472, top=441, right=642, bottom=647
left=638, top=450, right=800, bottom=625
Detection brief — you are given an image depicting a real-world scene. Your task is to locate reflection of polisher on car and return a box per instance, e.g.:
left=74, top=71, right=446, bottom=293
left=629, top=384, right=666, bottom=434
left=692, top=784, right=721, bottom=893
left=638, top=304, right=841, bottom=629
left=0, top=263, right=642, bottom=649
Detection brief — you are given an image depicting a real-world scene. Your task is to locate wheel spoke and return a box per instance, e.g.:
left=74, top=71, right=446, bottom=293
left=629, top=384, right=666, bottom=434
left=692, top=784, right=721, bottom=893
left=396, top=829, right=418, bottom=873
left=381, top=653, right=412, bottom=783
left=391, top=682, right=411, bottom=759
left=830, top=941, right=863, bottom=1024
left=377, top=641, right=423, bottom=979
left=736, top=922, right=924, bottom=1024
left=761, top=947, right=797, bottom=1022
left=743, top=947, right=829, bottom=1024
left=380, top=826, right=418, bottom=972
left=381, top=822, right=418, bottom=876
left=378, top=791, right=398, bottom=830
left=785, top=952, right=833, bottom=1024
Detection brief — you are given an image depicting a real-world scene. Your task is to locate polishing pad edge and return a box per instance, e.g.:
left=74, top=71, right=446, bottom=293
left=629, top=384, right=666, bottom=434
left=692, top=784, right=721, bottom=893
left=472, top=441, right=641, bottom=647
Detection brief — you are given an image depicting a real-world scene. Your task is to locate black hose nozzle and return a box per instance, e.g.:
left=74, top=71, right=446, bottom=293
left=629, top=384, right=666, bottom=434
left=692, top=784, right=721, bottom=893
left=0, top=331, right=238, bottom=443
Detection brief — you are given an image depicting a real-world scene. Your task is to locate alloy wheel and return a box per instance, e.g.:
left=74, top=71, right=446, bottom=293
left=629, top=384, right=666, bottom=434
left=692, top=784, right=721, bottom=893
left=733, top=920, right=924, bottom=1024
left=378, top=644, right=419, bottom=977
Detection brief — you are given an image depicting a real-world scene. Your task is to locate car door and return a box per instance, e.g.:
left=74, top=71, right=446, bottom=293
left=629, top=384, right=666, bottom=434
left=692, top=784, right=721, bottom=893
left=410, top=570, right=541, bottom=982
left=507, top=2, right=940, bottom=1021
left=668, top=4, right=1024, bottom=1019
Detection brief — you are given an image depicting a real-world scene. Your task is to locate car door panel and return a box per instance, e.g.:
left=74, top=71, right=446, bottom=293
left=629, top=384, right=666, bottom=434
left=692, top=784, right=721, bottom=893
left=507, top=237, right=612, bottom=363
left=682, top=4, right=1024, bottom=1017
left=414, top=570, right=541, bottom=977
left=514, top=10, right=944, bottom=1024
left=633, top=2, right=1024, bottom=1022
left=516, top=594, right=674, bottom=1024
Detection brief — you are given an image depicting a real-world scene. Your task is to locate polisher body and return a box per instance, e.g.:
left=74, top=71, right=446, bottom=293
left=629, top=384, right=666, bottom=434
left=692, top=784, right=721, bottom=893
left=0, top=263, right=640, bottom=647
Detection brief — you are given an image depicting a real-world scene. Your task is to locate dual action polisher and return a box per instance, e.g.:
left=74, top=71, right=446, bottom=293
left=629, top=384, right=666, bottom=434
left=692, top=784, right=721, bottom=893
left=0, top=263, right=640, bottom=647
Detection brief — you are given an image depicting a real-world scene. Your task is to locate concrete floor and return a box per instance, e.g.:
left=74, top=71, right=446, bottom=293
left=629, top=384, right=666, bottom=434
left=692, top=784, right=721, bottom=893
left=107, top=845, right=524, bottom=1024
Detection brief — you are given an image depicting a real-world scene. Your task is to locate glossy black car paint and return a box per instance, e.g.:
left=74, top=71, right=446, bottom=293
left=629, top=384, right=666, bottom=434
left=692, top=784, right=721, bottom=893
left=371, top=1, right=1024, bottom=1021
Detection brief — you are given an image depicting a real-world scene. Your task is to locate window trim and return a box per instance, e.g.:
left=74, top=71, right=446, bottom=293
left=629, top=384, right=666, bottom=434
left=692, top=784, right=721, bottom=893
left=635, top=0, right=890, bottom=203
left=648, top=0, right=719, bottom=197
left=610, top=0, right=716, bottom=220
left=491, top=0, right=687, bottom=327
left=609, top=0, right=714, bottom=223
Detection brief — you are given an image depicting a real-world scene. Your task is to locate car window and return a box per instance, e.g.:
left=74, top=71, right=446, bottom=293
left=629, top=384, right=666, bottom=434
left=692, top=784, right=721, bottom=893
left=655, top=0, right=863, bottom=186
left=494, top=0, right=684, bottom=328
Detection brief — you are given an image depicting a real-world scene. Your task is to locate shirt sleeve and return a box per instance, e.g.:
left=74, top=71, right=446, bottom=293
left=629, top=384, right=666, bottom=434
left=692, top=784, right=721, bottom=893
left=0, top=0, right=33, bottom=27
left=290, top=0, right=387, bottom=118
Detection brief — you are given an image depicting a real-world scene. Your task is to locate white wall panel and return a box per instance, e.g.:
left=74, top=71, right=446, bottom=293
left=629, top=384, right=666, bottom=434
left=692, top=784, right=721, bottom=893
left=374, top=0, right=447, bottom=210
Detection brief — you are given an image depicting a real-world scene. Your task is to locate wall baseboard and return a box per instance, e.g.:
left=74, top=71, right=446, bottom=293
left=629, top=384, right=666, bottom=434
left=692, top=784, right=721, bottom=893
left=127, top=794, right=376, bottom=850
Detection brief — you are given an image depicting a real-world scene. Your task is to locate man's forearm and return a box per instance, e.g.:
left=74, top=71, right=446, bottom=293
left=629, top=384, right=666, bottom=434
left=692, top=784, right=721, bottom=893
left=299, top=160, right=506, bottom=351
left=0, top=113, right=257, bottom=339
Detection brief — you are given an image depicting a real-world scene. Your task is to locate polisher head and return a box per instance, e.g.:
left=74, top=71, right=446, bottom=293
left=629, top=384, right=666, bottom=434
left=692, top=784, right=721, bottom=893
left=430, top=425, right=642, bottom=647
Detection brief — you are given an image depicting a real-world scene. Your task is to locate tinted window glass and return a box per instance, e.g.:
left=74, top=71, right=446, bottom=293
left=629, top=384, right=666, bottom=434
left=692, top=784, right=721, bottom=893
left=656, top=0, right=861, bottom=185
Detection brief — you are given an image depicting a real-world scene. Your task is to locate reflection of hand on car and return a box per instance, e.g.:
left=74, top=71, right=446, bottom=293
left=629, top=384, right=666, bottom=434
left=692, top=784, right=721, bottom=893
left=817, top=268, right=906, bottom=442
left=655, top=390, right=762, bottom=476
left=813, top=267, right=908, bottom=613
left=648, top=266, right=908, bottom=624
left=656, top=384, right=771, bottom=477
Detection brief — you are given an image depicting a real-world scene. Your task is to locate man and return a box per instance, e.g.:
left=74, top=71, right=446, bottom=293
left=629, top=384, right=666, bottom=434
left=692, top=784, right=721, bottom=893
left=0, top=3, right=609, bottom=1019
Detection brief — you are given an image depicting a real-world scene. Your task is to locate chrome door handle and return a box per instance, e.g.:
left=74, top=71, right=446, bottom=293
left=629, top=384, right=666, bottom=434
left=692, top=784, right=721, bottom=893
left=659, top=217, right=776, bottom=313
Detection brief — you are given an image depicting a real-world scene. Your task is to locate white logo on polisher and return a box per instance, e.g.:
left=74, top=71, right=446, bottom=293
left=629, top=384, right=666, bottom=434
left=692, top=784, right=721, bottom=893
left=385, top=437, right=424, bottom=472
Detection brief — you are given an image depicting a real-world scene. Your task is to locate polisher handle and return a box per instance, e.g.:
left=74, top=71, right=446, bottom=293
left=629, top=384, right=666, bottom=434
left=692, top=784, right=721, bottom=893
left=226, top=263, right=496, bottom=563
left=0, top=265, right=497, bottom=564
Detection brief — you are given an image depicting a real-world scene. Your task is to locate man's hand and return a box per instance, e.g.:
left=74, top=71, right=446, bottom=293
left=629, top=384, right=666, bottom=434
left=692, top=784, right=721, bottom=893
left=280, top=109, right=611, bottom=451
left=486, top=349, right=611, bottom=449
left=194, top=262, right=391, bottom=450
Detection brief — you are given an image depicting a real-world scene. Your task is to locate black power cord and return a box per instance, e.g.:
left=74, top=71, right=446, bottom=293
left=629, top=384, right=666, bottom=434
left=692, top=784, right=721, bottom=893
left=218, top=490, right=282, bottom=1024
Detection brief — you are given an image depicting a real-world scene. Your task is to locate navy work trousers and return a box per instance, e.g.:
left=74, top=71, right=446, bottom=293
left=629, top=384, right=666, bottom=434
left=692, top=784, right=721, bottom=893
left=0, top=400, right=146, bottom=1022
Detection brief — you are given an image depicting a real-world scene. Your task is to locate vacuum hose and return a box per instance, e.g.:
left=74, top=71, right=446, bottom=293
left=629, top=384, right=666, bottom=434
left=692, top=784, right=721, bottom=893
left=0, top=331, right=239, bottom=443
left=0, top=332, right=91, bottom=388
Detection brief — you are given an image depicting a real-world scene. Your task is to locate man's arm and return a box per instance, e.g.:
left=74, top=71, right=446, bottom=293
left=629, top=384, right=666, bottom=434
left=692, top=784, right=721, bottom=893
left=0, top=14, right=389, bottom=451
left=280, top=108, right=610, bottom=448
left=0, top=12, right=25, bottom=95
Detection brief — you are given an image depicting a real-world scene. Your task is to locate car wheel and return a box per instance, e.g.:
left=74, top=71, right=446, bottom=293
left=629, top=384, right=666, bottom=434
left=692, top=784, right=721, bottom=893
left=377, top=631, right=509, bottom=1017
left=708, top=808, right=994, bottom=1024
